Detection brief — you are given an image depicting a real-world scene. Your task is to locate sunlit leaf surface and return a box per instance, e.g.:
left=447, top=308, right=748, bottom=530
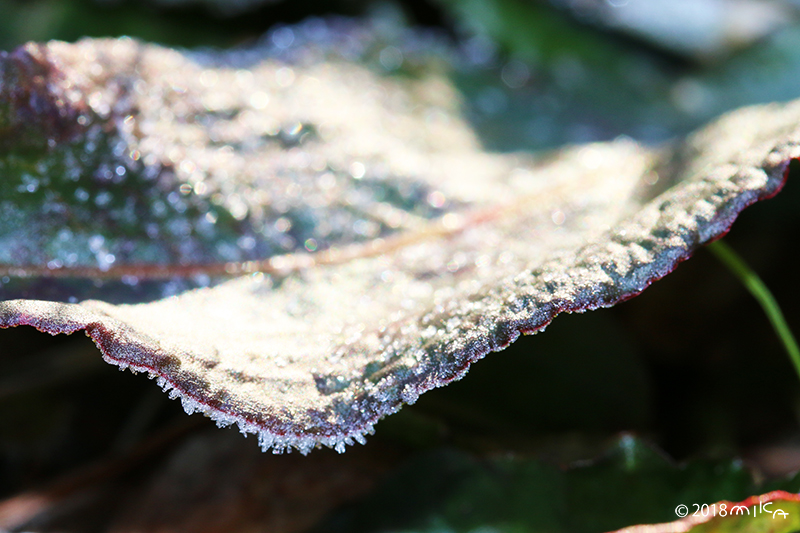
left=1, top=21, right=798, bottom=453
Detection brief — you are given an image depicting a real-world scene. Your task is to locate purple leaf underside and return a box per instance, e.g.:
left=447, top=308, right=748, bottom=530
left=1, top=31, right=798, bottom=453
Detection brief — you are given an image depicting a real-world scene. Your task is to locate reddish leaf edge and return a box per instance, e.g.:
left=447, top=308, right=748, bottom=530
left=609, top=490, right=800, bottom=533
left=0, top=153, right=795, bottom=454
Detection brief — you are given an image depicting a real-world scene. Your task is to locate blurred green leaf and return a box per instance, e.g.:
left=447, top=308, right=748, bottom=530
left=314, top=436, right=800, bottom=533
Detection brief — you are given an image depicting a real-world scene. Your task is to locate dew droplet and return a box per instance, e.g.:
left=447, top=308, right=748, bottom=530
left=350, top=161, right=366, bottom=180
left=95, top=191, right=113, bottom=207
left=238, top=235, right=256, bottom=250
left=88, top=235, right=105, bottom=252
left=275, top=67, right=295, bottom=87
left=379, top=46, right=403, bottom=71
left=271, top=27, right=295, bottom=49
left=274, top=217, right=291, bottom=233
left=501, top=59, right=531, bottom=89
left=97, top=252, right=116, bottom=271
left=426, top=190, right=446, bottom=208
left=199, top=69, right=219, bottom=88
left=249, top=91, right=270, bottom=109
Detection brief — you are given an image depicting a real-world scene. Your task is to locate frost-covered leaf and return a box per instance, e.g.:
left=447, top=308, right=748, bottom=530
left=1, top=24, right=799, bottom=454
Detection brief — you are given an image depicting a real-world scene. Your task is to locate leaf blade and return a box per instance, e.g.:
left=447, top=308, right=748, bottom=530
left=1, top=30, right=798, bottom=453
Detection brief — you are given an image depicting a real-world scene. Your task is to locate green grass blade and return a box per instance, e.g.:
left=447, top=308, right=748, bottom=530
left=708, top=239, right=800, bottom=380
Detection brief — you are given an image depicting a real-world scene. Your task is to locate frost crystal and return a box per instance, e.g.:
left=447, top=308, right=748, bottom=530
left=1, top=22, right=799, bottom=453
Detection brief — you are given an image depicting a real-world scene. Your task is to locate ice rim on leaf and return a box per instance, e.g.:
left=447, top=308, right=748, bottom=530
left=1, top=19, right=799, bottom=454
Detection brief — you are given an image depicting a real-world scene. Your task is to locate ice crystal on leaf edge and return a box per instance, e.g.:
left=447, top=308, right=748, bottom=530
left=0, top=21, right=799, bottom=454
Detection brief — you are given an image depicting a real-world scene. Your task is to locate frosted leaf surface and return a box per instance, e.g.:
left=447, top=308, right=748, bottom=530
left=1, top=26, right=799, bottom=453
